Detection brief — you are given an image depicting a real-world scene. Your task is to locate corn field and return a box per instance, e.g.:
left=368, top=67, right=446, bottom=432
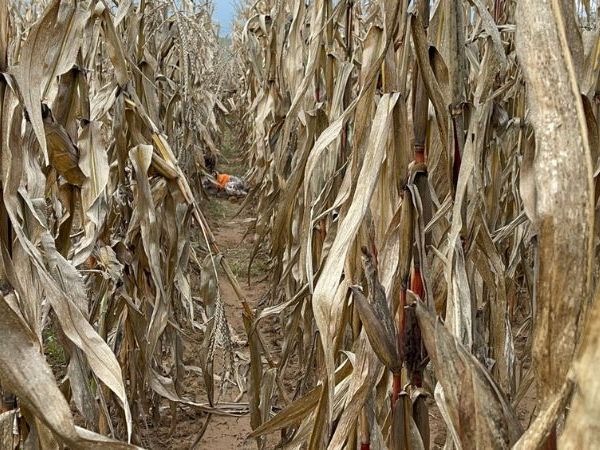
left=1, top=0, right=600, bottom=449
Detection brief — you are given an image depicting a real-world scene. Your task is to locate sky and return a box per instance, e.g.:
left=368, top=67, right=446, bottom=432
left=213, top=1, right=236, bottom=36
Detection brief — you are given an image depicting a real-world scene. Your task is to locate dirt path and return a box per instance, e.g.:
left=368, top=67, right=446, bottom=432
left=141, top=193, right=268, bottom=449
left=200, top=199, right=264, bottom=449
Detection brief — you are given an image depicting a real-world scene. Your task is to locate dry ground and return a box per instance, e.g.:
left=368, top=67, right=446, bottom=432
left=140, top=126, right=287, bottom=449
left=140, top=188, right=271, bottom=449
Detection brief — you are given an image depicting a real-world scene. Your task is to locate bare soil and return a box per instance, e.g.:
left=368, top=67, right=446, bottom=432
left=140, top=194, right=268, bottom=449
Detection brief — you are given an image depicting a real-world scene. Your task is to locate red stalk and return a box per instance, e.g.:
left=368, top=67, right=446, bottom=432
left=411, top=266, right=424, bottom=299
left=415, top=144, right=426, bottom=164
left=392, top=373, right=402, bottom=407
left=409, top=267, right=424, bottom=388
left=542, top=427, right=557, bottom=450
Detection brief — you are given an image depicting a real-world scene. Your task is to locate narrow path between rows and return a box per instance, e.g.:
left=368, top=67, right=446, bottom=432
left=142, top=123, right=276, bottom=449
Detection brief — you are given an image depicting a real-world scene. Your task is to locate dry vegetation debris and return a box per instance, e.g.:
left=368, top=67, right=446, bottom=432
left=2, top=0, right=600, bottom=449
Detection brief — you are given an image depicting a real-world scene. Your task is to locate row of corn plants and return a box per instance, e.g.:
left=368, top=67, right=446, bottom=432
left=234, top=0, right=600, bottom=448
left=0, top=0, right=242, bottom=448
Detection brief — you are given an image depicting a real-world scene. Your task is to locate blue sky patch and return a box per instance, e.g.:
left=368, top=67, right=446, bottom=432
left=213, top=1, right=235, bottom=36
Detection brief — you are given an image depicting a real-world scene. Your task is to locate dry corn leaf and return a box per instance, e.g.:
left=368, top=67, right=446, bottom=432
left=12, top=0, right=89, bottom=161
left=415, top=301, right=522, bottom=449
left=0, top=293, right=140, bottom=449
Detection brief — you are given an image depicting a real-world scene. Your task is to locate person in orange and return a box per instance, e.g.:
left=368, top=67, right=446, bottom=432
left=203, top=171, right=247, bottom=197
left=215, top=173, right=231, bottom=190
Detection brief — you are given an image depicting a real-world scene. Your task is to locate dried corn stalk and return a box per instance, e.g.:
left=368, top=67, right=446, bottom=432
left=0, top=0, right=238, bottom=447
left=234, top=0, right=600, bottom=448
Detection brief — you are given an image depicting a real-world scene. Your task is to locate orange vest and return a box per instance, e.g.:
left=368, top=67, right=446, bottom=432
left=216, top=173, right=231, bottom=189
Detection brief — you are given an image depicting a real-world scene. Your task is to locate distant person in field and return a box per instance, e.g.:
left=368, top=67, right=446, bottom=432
left=202, top=153, right=248, bottom=198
